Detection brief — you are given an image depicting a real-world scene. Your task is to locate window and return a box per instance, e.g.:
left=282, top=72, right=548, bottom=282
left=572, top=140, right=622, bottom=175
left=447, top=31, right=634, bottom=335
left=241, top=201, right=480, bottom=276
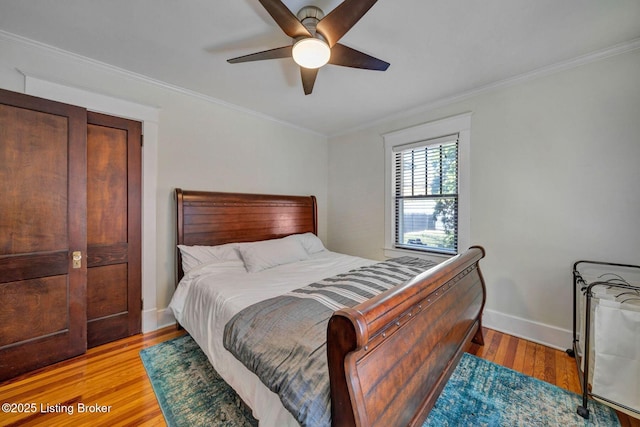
left=384, top=113, right=471, bottom=259
left=394, top=134, right=459, bottom=254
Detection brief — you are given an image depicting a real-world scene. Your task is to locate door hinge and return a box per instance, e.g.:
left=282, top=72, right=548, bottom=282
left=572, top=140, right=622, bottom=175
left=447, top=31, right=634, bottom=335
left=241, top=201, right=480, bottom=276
left=141, top=299, right=144, bottom=310
left=140, top=135, right=144, bottom=147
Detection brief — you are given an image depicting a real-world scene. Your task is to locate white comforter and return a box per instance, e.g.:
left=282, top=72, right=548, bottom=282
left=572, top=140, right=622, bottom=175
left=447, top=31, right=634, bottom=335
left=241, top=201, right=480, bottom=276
left=169, top=250, right=375, bottom=426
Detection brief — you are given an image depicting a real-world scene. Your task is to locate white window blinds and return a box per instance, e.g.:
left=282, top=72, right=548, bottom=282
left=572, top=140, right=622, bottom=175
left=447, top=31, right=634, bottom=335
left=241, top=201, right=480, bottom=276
left=393, top=133, right=459, bottom=254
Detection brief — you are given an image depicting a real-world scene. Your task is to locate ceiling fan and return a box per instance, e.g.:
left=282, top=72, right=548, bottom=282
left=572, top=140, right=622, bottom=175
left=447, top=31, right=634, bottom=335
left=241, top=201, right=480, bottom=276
left=227, top=0, right=390, bottom=95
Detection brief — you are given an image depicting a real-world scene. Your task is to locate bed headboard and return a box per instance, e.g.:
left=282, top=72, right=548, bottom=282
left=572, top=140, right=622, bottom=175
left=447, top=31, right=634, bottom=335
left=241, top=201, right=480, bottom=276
left=175, top=188, right=318, bottom=282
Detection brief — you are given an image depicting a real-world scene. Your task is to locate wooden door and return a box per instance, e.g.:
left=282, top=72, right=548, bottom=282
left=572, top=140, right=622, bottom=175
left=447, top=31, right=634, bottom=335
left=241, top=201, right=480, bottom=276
left=0, top=89, right=87, bottom=381
left=86, top=112, right=142, bottom=348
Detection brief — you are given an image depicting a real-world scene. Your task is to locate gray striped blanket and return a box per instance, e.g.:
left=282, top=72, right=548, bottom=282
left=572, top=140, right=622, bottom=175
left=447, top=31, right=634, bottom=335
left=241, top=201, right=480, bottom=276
left=223, top=257, right=438, bottom=427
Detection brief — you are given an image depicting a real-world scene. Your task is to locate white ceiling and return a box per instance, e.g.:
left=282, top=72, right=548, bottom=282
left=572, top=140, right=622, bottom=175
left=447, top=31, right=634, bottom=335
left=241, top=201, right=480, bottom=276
left=1, top=0, right=639, bottom=135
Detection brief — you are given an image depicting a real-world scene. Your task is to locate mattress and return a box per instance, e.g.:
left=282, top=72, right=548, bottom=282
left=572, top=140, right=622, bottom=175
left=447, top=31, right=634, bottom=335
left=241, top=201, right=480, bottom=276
left=169, top=250, right=376, bottom=426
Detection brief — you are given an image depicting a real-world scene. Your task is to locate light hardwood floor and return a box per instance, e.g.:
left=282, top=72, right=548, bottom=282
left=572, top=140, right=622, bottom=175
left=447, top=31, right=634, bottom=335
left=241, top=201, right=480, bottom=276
left=0, top=327, right=637, bottom=426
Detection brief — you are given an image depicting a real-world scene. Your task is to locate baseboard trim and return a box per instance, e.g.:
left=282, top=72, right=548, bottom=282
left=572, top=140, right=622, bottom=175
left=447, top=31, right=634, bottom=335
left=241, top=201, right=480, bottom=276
left=482, top=309, right=572, bottom=351
left=156, top=308, right=177, bottom=330
left=142, top=308, right=177, bottom=333
left=141, top=309, right=157, bottom=333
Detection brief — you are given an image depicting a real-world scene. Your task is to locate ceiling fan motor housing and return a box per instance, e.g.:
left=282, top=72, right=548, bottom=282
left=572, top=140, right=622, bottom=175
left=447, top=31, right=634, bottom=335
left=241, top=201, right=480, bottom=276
left=295, top=5, right=326, bottom=43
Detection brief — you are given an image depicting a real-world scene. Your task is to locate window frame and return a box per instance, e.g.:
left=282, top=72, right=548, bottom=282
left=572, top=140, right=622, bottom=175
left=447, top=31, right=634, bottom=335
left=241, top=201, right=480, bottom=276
left=383, top=113, right=471, bottom=262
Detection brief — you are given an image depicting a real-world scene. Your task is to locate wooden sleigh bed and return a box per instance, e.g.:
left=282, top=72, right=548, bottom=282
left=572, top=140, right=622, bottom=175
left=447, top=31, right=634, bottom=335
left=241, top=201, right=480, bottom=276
left=174, top=188, right=486, bottom=427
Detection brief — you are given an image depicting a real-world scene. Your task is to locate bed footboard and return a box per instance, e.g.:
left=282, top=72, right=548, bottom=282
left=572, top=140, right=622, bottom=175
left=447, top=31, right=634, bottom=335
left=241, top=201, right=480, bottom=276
left=327, top=246, right=486, bottom=427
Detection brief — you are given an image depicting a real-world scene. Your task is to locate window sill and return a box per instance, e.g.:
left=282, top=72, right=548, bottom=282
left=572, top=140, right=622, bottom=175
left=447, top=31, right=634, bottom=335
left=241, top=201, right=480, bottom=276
left=383, top=247, right=453, bottom=263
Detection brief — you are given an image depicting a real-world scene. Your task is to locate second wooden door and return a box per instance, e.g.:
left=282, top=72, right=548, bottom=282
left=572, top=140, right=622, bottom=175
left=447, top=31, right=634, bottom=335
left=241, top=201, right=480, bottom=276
left=86, top=112, right=142, bottom=348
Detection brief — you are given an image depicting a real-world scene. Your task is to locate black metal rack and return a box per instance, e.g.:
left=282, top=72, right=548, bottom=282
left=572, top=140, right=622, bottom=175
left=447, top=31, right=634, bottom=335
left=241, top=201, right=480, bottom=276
left=567, top=260, right=640, bottom=419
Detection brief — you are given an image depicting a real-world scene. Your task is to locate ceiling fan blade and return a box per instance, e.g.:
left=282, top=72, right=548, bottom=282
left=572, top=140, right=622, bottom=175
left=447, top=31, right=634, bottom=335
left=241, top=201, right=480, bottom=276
left=316, top=0, right=378, bottom=47
left=227, top=46, right=292, bottom=64
left=258, top=0, right=312, bottom=38
left=329, top=43, right=389, bottom=71
left=300, top=67, right=319, bottom=95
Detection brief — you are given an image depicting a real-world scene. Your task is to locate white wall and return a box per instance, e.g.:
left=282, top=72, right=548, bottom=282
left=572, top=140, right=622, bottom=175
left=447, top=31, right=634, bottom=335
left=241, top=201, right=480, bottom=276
left=2, top=30, right=638, bottom=347
left=327, top=48, right=640, bottom=349
left=0, top=32, right=329, bottom=329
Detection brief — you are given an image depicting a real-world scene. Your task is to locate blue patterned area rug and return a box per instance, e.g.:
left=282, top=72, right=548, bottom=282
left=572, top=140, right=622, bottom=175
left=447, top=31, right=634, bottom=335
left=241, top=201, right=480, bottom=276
left=140, top=334, right=257, bottom=427
left=141, top=335, right=620, bottom=427
left=424, top=353, right=620, bottom=427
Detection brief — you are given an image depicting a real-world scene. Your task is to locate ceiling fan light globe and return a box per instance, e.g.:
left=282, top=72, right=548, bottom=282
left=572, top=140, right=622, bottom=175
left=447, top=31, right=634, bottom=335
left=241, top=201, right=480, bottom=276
left=292, top=38, right=330, bottom=69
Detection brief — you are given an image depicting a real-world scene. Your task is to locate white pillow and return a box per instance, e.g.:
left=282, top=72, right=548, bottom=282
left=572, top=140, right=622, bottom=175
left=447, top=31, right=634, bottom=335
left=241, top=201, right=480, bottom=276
left=178, top=243, right=241, bottom=273
left=239, top=237, right=309, bottom=273
left=287, top=232, right=326, bottom=254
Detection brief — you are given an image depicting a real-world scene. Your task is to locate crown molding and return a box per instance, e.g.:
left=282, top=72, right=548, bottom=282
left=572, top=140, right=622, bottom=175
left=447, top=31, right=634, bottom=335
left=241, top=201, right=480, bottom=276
left=0, top=29, right=325, bottom=138
left=331, top=37, right=640, bottom=138
left=2, top=29, right=638, bottom=140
